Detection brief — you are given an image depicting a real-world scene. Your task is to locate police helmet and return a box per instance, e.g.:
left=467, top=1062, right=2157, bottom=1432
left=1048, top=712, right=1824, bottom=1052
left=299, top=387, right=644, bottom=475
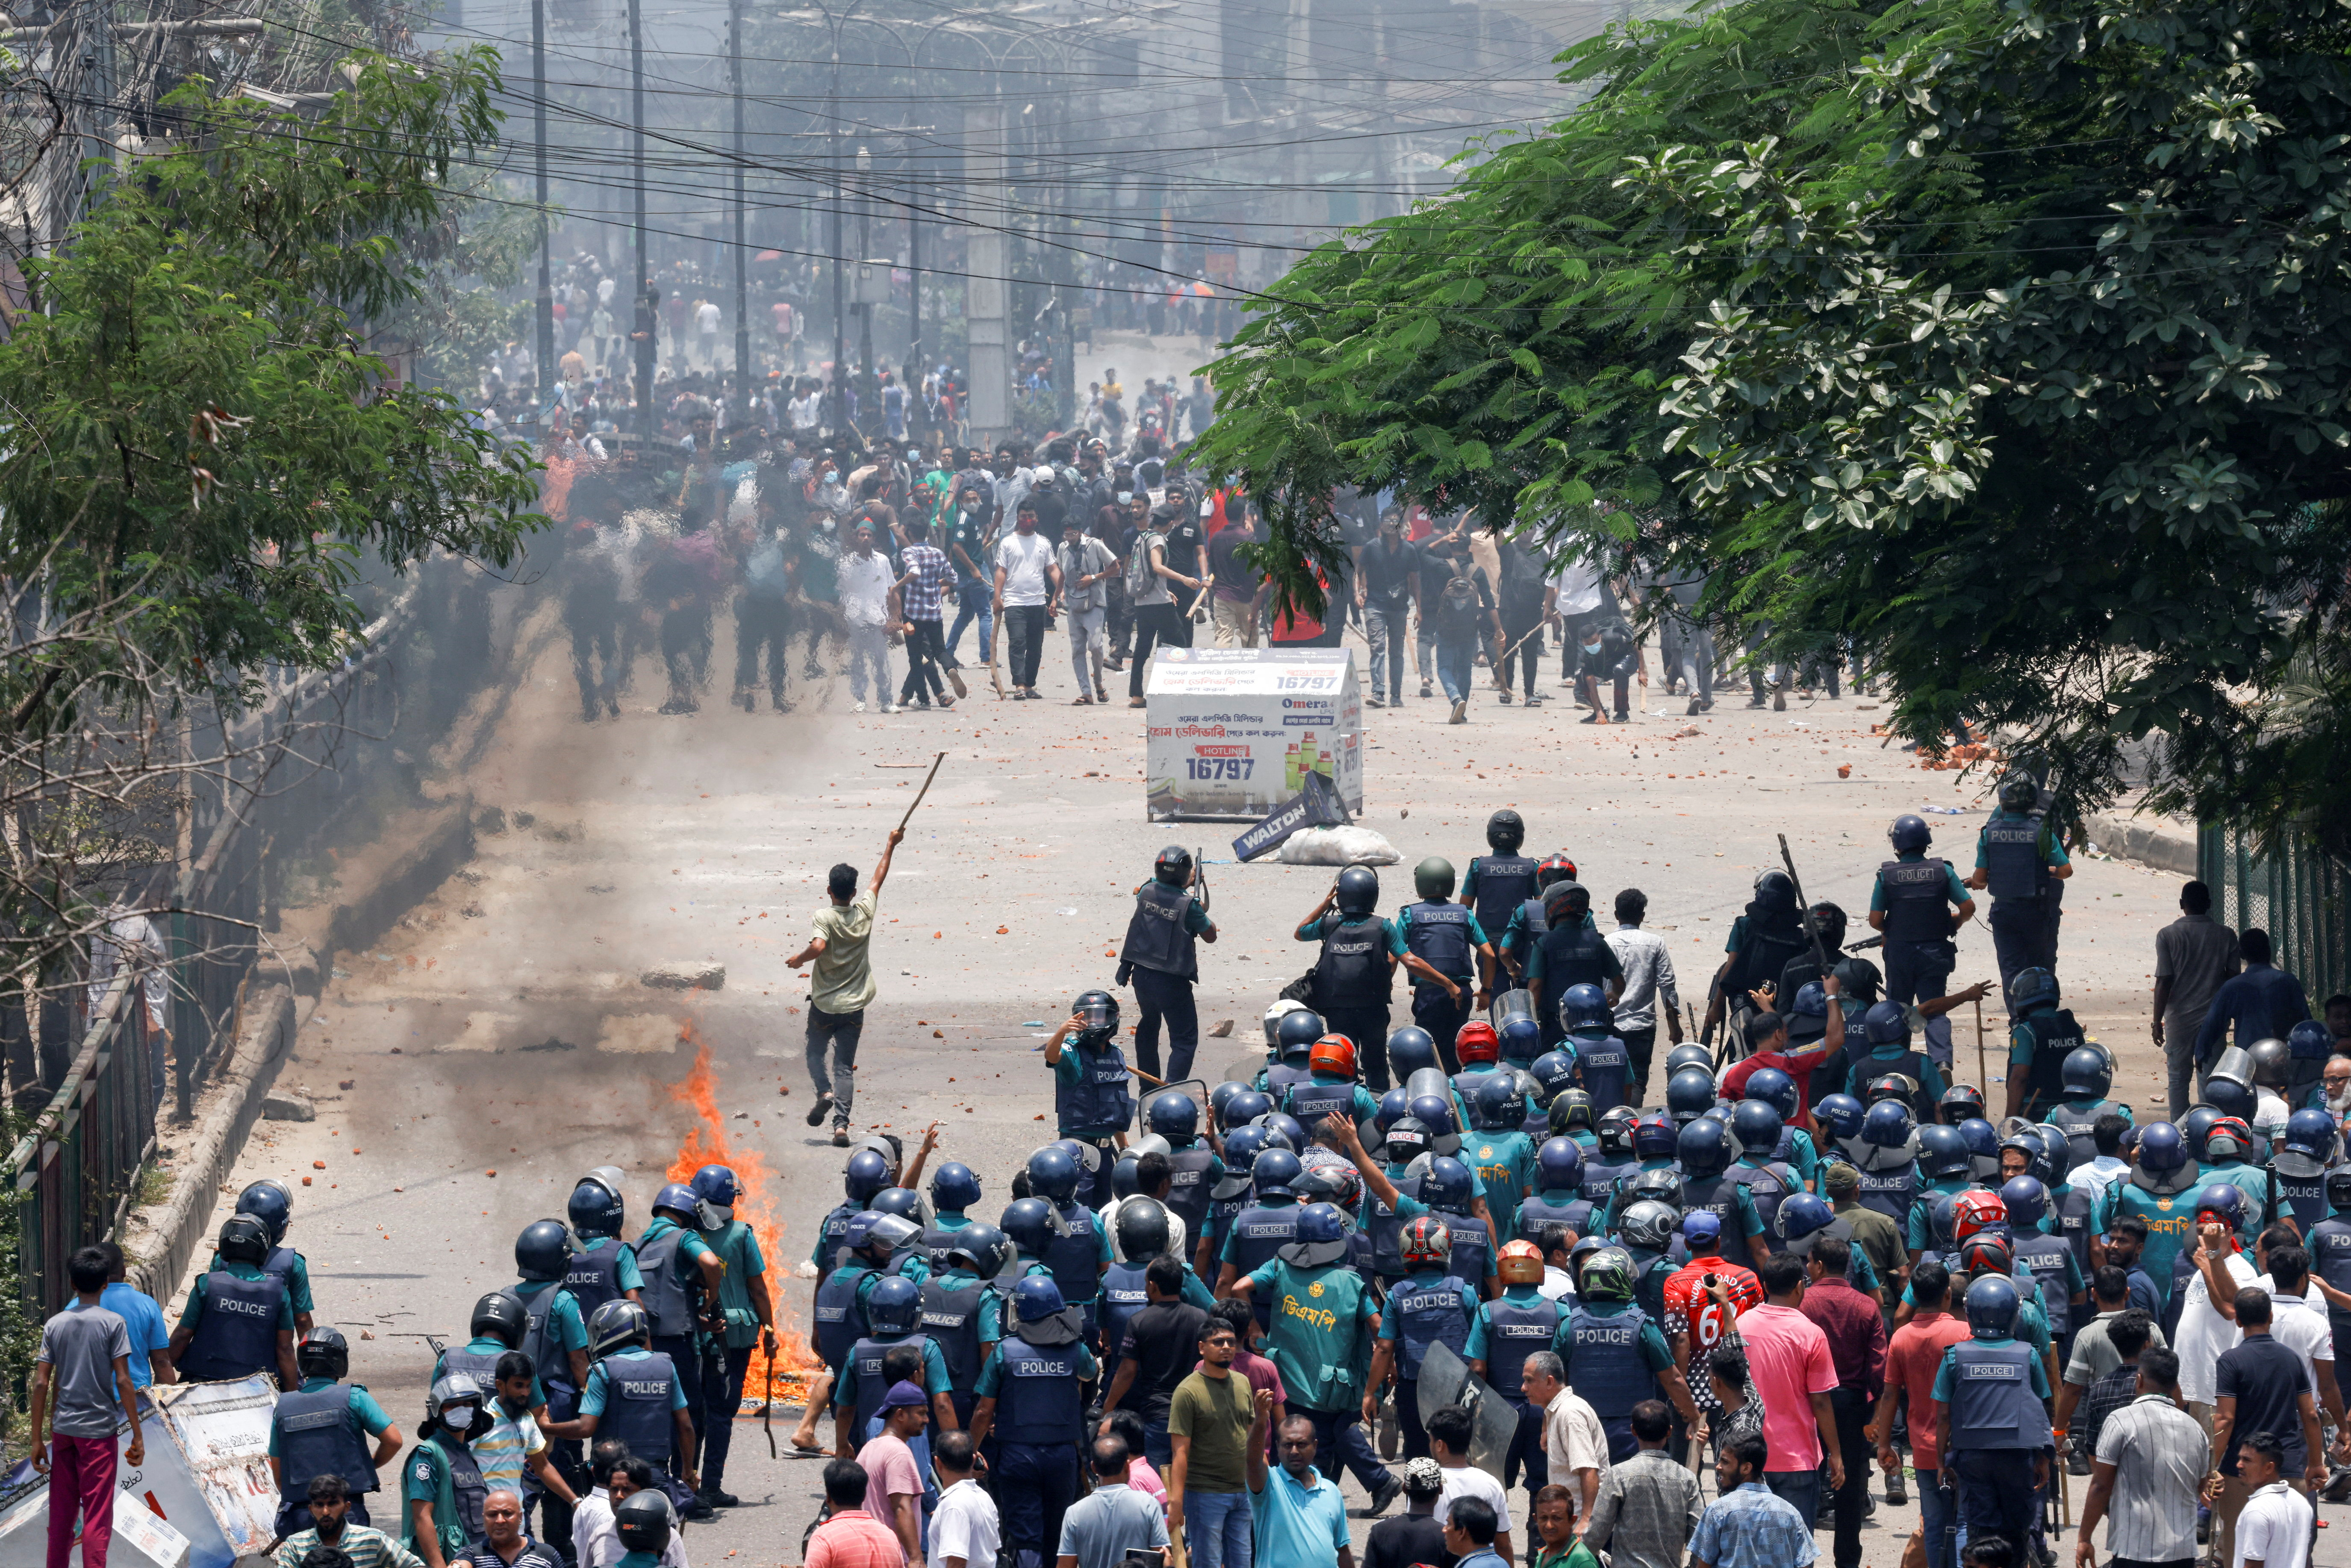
left=2204, top=1116, right=2258, bottom=1166
left=1623, top=1166, right=1685, bottom=1211
left=1550, top=1087, right=1597, bottom=1137
left=1937, top=1084, right=1987, bottom=1125
left=1334, top=865, right=1381, bottom=919
left=1815, top=1093, right=1867, bottom=1143
left=1253, top=1148, right=1303, bottom=1198
left=1667, top=1067, right=1719, bottom=1125
left=871, top=1187, right=928, bottom=1226
left=1753, top=868, right=1795, bottom=903
left=1414, top=857, right=1457, bottom=901
left=1596, top=1105, right=1639, bottom=1160
left=846, top=1211, right=922, bottom=1259
left=1012, top=1276, right=1068, bottom=1324
left=1888, top=814, right=1932, bottom=852
left=1472, top=1074, right=1526, bottom=1132
left=216, top=1213, right=271, bottom=1267
left=2289, top=1019, right=2333, bottom=1066
left=690, top=1164, right=742, bottom=1211
left=1677, top=1114, right=1734, bottom=1177
left=2195, top=1182, right=2249, bottom=1233
left=1409, top=1094, right=1462, bottom=1155
left=928, top=1162, right=983, bottom=1214
left=2246, top=1037, right=2292, bottom=1088
left=945, top=1222, right=1012, bottom=1279
left=1997, top=773, right=2039, bottom=813
left=1387, top=1027, right=1439, bottom=1080
left=1729, top=1099, right=1782, bottom=1156
left=1262, top=999, right=1310, bottom=1051
left=843, top=1148, right=894, bottom=1203
left=1963, top=1273, right=2021, bottom=1339
left=1955, top=1232, right=2014, bottom=1283
left=1543, top=882, right=1593, bottom=926
left=865, top=1275, right=923, bottom=1337
left=2059, top=1048, right=2112, bottom=1101
left=296, top=1326, right=350, bottom=1382
left=1309, top=1034, right=1359, bottom=1084
left=2325, top=1164, right=2351, bottom=1214
left=1665, top=1043, right=1714, bottom=1077
left=1953, top=1118, right=1998, bottom=1178
left=1400, top=1214, right=1452, bottom=1268
left=2177, top=1105, right=2224, bottom=1158
left=648, top=1183, right=698, bottom=1226
left=613, top=1491, right=674, bottom=1556
left=1915, top=1123, right=1971, bottom=1180
left=1536, top=1136, right=1585, bottom=1191
left=1862, top=1001, right=1912, bottom=1048
left=1485, top=810, right=1526, bottom=852
left=1788, top=982, right=1830, bottom=1023
left=1560, top=984, right=1611, bottom=1032
left=1832, top=956, right=1884, bottom=1004
left=1536, top=853, right=1579, bottom=890
left=1382, top=1115, right=1433, bottom=1164
left=1499, top=1015, right=1546, bottom=1066
left=2134, top=1120, right=2188, bottom=1174
left=587, top=1298, right=652, bottom=1359
left=2009, top=967, right=2059, bottom=1013
left=1026, top=1146, right=1082, bottom=1205
left=1208, top=1081, right=1252, bottom=1131
left=1115, top=1199, right=1173, bottom=1262
left=1528, top=1050, right=1578, bottom=1100
left=1108, top=1156, right=1143, bottom=1203
left=426, top=1372, right=488, bottom=1438
left=1072, top=989, right=1122, bottom=1045
left=1222, top=1095, right=1276, bottom=1139
left=568, top=1169, right=627, bottom=1239
left=469, top=1289, right=528, bottom=1348
left=2000, top=1174, right=2048, bottom=1230
left=1374, top=1087, right=1413, bottom=1135
left=1276, top=1009, right=1326, bottom=1060
left=1155, top=846, right=1194, bottom=887
left=1861, top=1099, right=1917, bottom=1151
left=1457, top=1021, right=1501, bottom=1067
left=1743, top=1067, right=1800, bottom=1124
left=2281, top=1109, right=2338, bottom=1176
left=1422, top=1156, right=1476, bottom=1214
left=1497, top=1239, right=1544, bottom=1287
left=1633, top=1111, right=1680, bottom=1161
left=1579, top=1247, right=1637, bottom=1303
left=999, top=1198, right=1056, bottom=1259
left=1775, top=1192, right=1840, bottom=1251
left=1293, top=1202, right=1350, bottom=1250
left=1618, top=1200, right=1680, bottom=1252
left=1255, top=1111, right=1309, bottom=1153
left=1148, top=1093, right=1201, bottom=1141
left=235, top=1180, right=294, bottom=1246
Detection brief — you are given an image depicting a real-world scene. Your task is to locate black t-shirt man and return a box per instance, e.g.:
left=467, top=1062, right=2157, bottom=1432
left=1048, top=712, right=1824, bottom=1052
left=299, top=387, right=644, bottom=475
left=1113, top=1300, right=1211, bottom=1425
left=1363, top=1509, right=1452, bottom=1568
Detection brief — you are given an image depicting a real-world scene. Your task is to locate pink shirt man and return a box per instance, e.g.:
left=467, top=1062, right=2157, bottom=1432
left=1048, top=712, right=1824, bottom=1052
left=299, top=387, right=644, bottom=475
left=1735, top=1301, right=1839, bottom=1473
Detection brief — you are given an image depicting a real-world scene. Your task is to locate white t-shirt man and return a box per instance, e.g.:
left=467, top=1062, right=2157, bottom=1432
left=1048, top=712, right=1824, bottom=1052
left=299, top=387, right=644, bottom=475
left=789, top=392, right=820, bottom=431
left=2249, top=1276, right=2336, bottom=1396
left=2176, top=1250, right=2261, bottom=1406
left=695, top=301, right=721, bottom=336
left=929, top=1477, right=999, bottom=1568
left=2252, top=1088, right=2292, bottom=1148
left=1436, top=1459, right=1512, bottom=1538
left=1550, top=558, right=1603, bottom=617
left=838, top=548, right=896, bottom=629
left=2231, top=1480, right=2313, bottom=1568
left=995, top=530, right=1055, bottom=608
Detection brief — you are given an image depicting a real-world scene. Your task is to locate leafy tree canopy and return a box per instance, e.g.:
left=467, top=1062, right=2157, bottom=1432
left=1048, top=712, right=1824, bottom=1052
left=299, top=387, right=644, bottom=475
left=1198, top=0, right=2351, bottom=854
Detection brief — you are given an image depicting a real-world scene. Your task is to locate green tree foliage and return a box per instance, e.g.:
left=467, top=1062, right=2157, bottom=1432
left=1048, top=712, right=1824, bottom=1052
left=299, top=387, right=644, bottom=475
left=1198, top=0, right=2351, bottom=854
left=0, top=49, right=546, bottom=728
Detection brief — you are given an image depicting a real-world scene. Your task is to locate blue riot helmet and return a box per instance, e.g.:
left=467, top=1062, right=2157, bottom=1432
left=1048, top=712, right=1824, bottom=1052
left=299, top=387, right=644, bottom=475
left=1422, top=1156, right=1476, bottom=1214
left=1208, top=1081, right=1250, bottom=1129
left=1472, top=1074, right=1527, bottom=1132
left=865, top=1275, right=922, bottom=1336
left=1665, top=1043, right=1713, bottom=1077
left=215, top=1214, right=272, bottom=1269
left=1630, top=1111, right=1677, bottom=1161
left=845, top=1148, right=893, bottom=1202
left=1560, top=984, right=1612, bottom=1032
left=944, top=1222, right=1011, bottom=1279
left=2177, top=1105, right=2223, bottom=1158
left=1956, top=1119, right=2001, bottom=1179
left=1026, top=1146, right=1082, bottom=1205
left=929, top=1162, right=982, bottom=1213
left=1862, top=1001, right=1912, bottom=1048
left=2281, top=1108, right=2339, bottom=1176
left=2194, top=1182, right=2248, bottom=1232
left=2201, top=1079, right=2256, bottom=1127
left=2134, top=1121, right=2188, bottom=1173
left=1275, top=1009, right=1326, bottom=1060
left=2000, top=1175, right=2048, bottom=1230
left=1743, top=1067, right=1800, bottom=1124
left=999, top=1198, right=1056, bottom=1259
left=2059, top=1048, right=2112, bottom=1101
left=1011, top=1276, right=1068, bottom=1323
left=515, top=1219, right=574, bottom=1282
left=1409, top=1094, right=1463, bottom=1156
left=1221, top=1126, right=1272, bottom=1183
left=1927, top=1192, right=1962, bottom=1253
left=845, top=1211, right=920, bottom=1259
left=1915, top=1123, right=1971, bottom=1181
left=1253, top=1148, right=1303, bottom=1198
left=1677, top=1115, right=1734, bottom=1179
left=871, top=1187, right=927, bottom=1225
left=1387, top=1027, right=1440, bottom=1081
left=1775, top=1192, right=1839, bottom=1251
left=1860, top=1099, right=1917, bottom=1152
left=1787, top=983, right=1831, bottom=1041
left=1666, top=1067, right=1719, bottom=1126
left=2289, top=1019, right=2334, bottom=1074
left=1334, top=864, right=1381, bottom=918
left=1294, top=1202, right=1349, bottom=1247
left=1536, top=1136, right=1585, bottom=1192
left=1888, top=814, right=1932, bottom=853
left=236, top=1179, right=295, bottom=1246
left=1964, top=1273, right=2021, bottom=1339
left=690, top=1165, right=741, bottom=1227
left=2009, top=967, right=2059, bottom=1013
left=1376, top=1088, right=1413, bottom=1133
left=1148, top=1093, right=1201, bottom=1142
left=1815, top=1094, right=1868, bottom=1143
left=651, top=1182, right=700, bottom=1223
left=568, top=1169, right=626, bottom=1240
left=1498, top=1016, right=1546, bottom=1064
left=1729, top=1100, right=1783, bottom=1157
left=1254, top=1112, right=1308, bottom=1154
left=1529, top=1051, right=1579, bottom=1101
left=1223, top=1090, right=1275, bottom=1129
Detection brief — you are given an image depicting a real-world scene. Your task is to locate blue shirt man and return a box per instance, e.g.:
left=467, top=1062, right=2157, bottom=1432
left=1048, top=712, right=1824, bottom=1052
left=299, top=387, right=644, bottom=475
left=2192, top=932, right=2311, bottom=1066
left=89, top=1278, right=171, bottom=1388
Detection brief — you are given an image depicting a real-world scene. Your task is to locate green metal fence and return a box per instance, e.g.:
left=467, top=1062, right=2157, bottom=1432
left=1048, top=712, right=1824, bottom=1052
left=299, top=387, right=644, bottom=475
left=2198, top=822, right=2351, bottom=1007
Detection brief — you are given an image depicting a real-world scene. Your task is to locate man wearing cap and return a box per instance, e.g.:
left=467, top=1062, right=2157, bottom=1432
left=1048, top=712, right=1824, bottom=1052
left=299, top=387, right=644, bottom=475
left=1823, top=1164, right=1906, bottom=1303
left=856, top=1382, right=930, bottom=1566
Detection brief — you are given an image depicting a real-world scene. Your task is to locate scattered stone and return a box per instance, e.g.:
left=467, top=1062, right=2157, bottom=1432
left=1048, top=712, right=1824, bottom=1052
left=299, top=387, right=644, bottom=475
left=263, top=1089, right=316, bottom=1122
left=455, top=868, right=485, bottom=885
left=1209, top=1019, right=1235, bottom=1038
left=536, top=821, right=584, bottom=843
left=459, top=902, right=485, bottom=919
left=511, top=810, right=537, bottom=829
left=642, top=961, right=725, bottom=990
left=473, top=806, right=507, bottom=835
left=360, top=1329, right=375, bottom=1340
left=520, top=1036, right=577, bottom=1052
left=338, top=1079, right=354, bottom=1090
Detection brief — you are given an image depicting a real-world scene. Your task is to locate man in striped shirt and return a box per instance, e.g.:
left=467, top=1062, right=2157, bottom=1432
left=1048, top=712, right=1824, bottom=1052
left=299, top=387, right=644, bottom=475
left=893, top=518, right=956, bottom=711
left=276, top=1476, right=427, bottom=1568
left=2077, top=1345, right=2205, bottom=1568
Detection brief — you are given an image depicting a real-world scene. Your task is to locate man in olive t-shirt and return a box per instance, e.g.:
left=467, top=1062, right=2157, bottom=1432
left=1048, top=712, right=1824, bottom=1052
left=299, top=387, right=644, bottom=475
left=1169, top=1319, right=1256, bottom=1568
left=788, top=825, right=902, bottom=1147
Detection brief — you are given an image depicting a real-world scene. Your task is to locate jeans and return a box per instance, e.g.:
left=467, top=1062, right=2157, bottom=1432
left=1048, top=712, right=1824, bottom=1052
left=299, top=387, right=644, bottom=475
left=569, top=616, right=621, bottom=717
left=1181, top=1491, right=1252, bottom=1568
left=1827, top=1386, right=1871, bottom=1568
left=1132, top=967, right=1198, bottom=1081
left=1211, top=596, right=1258, bottom=648
left=1620, top=1026, right=1657, bottom=1106
left=1130, top=601, right=1182, bottom=696
left=1143, top=1421, right=1173, bottom=1470
left=1295, top=1402, right=1391, bottom=1494
left=1067, top=605, right=1108, bottom=697
left=1436, top=635, right=1478, bottom=704
left=1417, top=619, right=1438, bottom=684
left=1365, top=603, right=1409, bottom=699
left=47, top=1432, right=118, bottom=1568
left=1917, top=1467, right=1956, bottom=1568
left=734, top=595, right=791, bottom=704
left=806, top=1004, right=863, bottom=1127
left=946, top=577, right=992, bottom=663
left=1003, top=604, right=1047, bottom=690
left=846, top=622, right=892, bottom=703
left=899, top=617, right=948, bottom=705
left=1762, top=1469, right=1821, bottom=1528
left=1949, top=1449, right=2038, bottom=1562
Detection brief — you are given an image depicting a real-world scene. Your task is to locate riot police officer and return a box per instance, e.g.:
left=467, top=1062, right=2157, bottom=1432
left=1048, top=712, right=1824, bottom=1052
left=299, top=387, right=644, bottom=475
left=636, top=1184, right=722, bottom=1454
left=434, top=1293, right=528, bottom=1402
left=923, top=1162, right=984, bottom=1260
left=560, top=1301, right=698, bottom=1514
left=815, top=1148, right=893, bottom=1279
left=1025, top=1146, right=1113, bottom=1331
left=1364, top=1216, right=1477, bottom=1460
left=1466, top=1239, right=1566, bottom=1489
left=1496, top=853, right=1579, bottom=983
left=2001, top=968, right=2089, bottom=1122
left=1462, top=811, right=1541, bottom=949
left=563, top=1168, right=645, bottom=1320
left=1555, top=1247, right=1696, bottom=1461
left=1396, top=858, right=1495, bottom=1072
left=1726, top=1103, right=1803, bottom=1257
left=1215, top=1149, right=1303, bottom=1325
left=269, top=1327, right=401, bottom=1535
left=1146, top=1094, right=1223, bottom=1264
left=1526, top=884, right=1622, bottom=1050
left=2000, top=1177, right=2085, bottom=1353
left=1869, top=815, right=1975, bottom=1005
left=921, top=1224, right=1007, bottom=1430
left=1422, top=1154, right=1499, bottom=1296
left=1558, top=983, right=1630, bottom=1109
left=1046, top=992, right=1137, bottom=1208
left=832, top=1275, right=954, bottom=1451
left=226, top=1179, right=317, bottom=1337
left=1283, top=1033, right=1383, bottom=1143
left=1702, top=871, right=1811, bottom=1046
left=1967, top=773, right=2073, bottom=1009
left=1842, top=1001, right=1951, bottom=1124
left=2274, top=1110, right=2337, bottom=1234
left=2042, top=1046, right=2135, bottom=1171
left=2087, top=1122, right=2201, bottom=1309
left=1464, top=1074, right=1537, bottom=1248
left=1933, top=1274, right=2052, bottom=1554
left=169, top=1215, right=299, bottom=1387
left=402, top=1374, right=494, bottom=1568
left=1516, top=1137, right=1591, bottom=1242
left=1119, top=846, right=1219, bottom=1082
left=1296, top=867, right=1402, bottom=1091
left=971, top=1278, right=1096, bottom=1568
left=1905, top=1124, right=1978, bottom=1269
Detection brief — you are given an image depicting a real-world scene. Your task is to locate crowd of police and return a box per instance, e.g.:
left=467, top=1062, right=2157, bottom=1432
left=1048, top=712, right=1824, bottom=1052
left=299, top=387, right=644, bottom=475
left=156, top=799, right=2351, bottom=1568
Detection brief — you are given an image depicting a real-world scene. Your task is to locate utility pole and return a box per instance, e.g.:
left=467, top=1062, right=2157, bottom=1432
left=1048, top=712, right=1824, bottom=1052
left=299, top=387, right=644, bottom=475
left=964, top=98, right=1008, bottom=449
left=533, top=0, right=555, bottom=416
left=629, top=0, right=653, bottom=436
left=856, top=144, right=873, bottom=386
left=829, top=31, right=847, bottom=433
left=730, top=0, right=750, bottom=411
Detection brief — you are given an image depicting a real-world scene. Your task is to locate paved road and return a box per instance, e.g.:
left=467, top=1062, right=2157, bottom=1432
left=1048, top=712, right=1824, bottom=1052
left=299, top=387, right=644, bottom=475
left=170, top=503, right=2309, bottom=1566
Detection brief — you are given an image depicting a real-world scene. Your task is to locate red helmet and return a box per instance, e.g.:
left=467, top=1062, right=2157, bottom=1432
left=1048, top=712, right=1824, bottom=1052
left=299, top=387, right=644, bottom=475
left=2204, top=1116, right=2257, bottom=1162
left=1951, top=1188, right=2008, bottom=1244
left=1401, top=1214, right=1454, bottom=1267
left=1497, top=1239, right=1544, bottom=1287
left=1310, top=1033, right=1358, bottom=1081
left=1536, top=853, right=1579, bottom=890
left=1457, top=1021, right=1501, bottom=1066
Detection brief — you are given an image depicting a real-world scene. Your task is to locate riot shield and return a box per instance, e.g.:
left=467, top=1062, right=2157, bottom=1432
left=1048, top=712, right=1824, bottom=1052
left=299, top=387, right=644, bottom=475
left=1416, top=1341, right=1517, bottom=1482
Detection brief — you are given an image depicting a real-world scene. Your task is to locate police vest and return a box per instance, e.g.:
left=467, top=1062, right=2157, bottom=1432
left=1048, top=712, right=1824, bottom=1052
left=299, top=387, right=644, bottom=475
left=1387, top=1274, right=1475, bottom=1380
left=1364, top=1184, right=1414, bottom=1277
left=816, top=1203, right=860, bottom=1273
left=513, top=1286, right=581, bottom=1415
left=1121, top=881, right=1200, bottom=981
left=2286, top=1028, right=2331, bottom=1106
left=1631, top=1251, right=1674, bottom=1324
left=1046, top=1204, right=1105, bottom=1305
left=420, top=1433, right=488, bottom=1549
left=2015, top=1010, right=2086, bottom=1117
left=1439, top=1211, right=1492, bottom=1284
left=564, top=1244, right=631, bottom=1320
left=597, top=1351, right=682, bottom=1462
left=2012, top=1232, right=2076, bottom=1338
left=1514, top=899, right=1549, bottom=962
left=274, top=1384, right=378, bottom=1496
left=437, top=1345, right=502, bottom=1396
left=1857, top=1165, right=1920, bottom=1227
left=1164, top=1147, right=1218, bottom=1238
left=814, top=1264, right=872, bottom=1370
left=1286, top=1078, right=1358, bottom=1134
left=1099, top=1261, right=1150, bottom=1355
left=993, top=1336, right=1084, bottom=1446
left=1944, top=1340, right=2051, bottom=1451
left=2054, top=1184, right=2096, bottom=1277
left=1573, top=1032, right=1629, bottom=1106
left=1480, top=1295, right=1564, bottom=1409
left=2309, top=1215, right=2351, bottom=1329
left=847, top=1333, right=935, bottom=1435
left=262, top=1246, right=305, bottom=1295
left=1679, top=1172, right=1741, bottom=1236
left=920, top=1217, right=970, bottom=1268
left=1536, top=923, right=1612, bottom=1006
left=1470, top=856, right=1539, bottom=941
left=2277, top=1171, right=2329, bottom=1236
left=1402, top=902, right=1475, bottom=983
left=1263, top=1061, right=1312, bottom=1099
left=1732, top=922, right=1808, bottom=997
left=919, top=1277, right=993, bottom=1390
left=1729, top=1163, right=1798, bottom=1254
left=634, top=1229, right=698, bottom=1340
left=1851, top=1047, right=1938, bottom=1122
left=2047, top=1102, right=2106, bottom=1174
left=1515, top=1194, right=1588, bottom=1247
left=1227, top=1204, right=1302, bottom=1283
left=1980, top=816, right=2050, bottom=902
left=180, top=1269, right=287, bottom=1381
left=1311, top=919, right=1391, bottom=1013
left=1056, top=1042, right=1134, bottom=1137
left=1564, top=1305, right=1656, bottom=1422
left=1579, top=1158, right=1629, bottom=1209
left=1877, top=859, right=1954, bottom=944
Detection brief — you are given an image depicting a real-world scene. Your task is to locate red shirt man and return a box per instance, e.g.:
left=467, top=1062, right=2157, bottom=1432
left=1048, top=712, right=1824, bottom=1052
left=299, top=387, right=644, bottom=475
left=1872, top=1266, right=1973, bottom=1483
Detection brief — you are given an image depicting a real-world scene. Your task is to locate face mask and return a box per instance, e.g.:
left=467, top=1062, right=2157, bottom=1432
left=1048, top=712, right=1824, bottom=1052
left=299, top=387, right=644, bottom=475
left=1115, top=491, right=1133, bottom=504
left=1583, top=640, right=1603, bottom=655
left=700, top=1202, right=734, bottom=1226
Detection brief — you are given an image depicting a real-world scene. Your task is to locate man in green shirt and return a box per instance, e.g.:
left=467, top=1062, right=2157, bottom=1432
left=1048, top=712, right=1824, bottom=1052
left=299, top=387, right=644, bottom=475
left=789, top=824, right=902, bottom=1148
left=1168, top=1318, right=1256, bottom=1568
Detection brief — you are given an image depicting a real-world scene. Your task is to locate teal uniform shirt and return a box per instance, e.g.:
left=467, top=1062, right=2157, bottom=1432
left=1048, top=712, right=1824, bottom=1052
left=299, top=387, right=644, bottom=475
left=1782, top=1129, right=1824, bottom=1193
left=1464, top=1129, right=1536, bottom=1244
left=641, top=1215, right=722, bottom=1311
left=268, top=1376, right=393, bottom=1458
left=1391, top=906, right=1495, bottom=988
left=1846, top=1044, right=1950, bottom=1104
left=512, top=1280, right=591, bottom=1358
left=2092, top=1181, right=2198, bottom=1305
left=974, top=1340, right=1100, bottom=1394
left=180, top=1261, right=298, bottom=1332
left=1295, top=913, right=1408, bottom=957
left=1244, top=1259, right=1379, bottom=1409
left=698, top=1218, right=769, bottom=1350
left=209, top=1248, right=316, bottom=1315
left=1907, top=1176, right=1977, bottom=1252
left=831, top=1337, right=954, bottom=1409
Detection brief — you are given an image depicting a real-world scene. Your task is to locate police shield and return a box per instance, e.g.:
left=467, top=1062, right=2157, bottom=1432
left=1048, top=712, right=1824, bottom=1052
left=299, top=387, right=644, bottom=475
left=1140, top=1079, right=1208, bottom=1132
left=1405, top=1068, right=1453, bottom=1104
left=1490, top=990, right=1537, bottom=1036
left=2209, top=1045, right=2255, bottom=1091
left=1415, top=1341, right=1517, bottom=1481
